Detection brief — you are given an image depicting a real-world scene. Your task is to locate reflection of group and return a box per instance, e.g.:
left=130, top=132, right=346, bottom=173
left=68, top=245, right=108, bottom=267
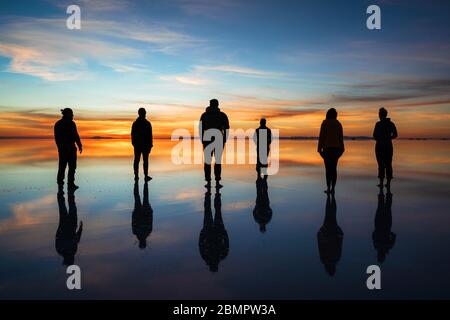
left=53, top=99, right=398, bottom=272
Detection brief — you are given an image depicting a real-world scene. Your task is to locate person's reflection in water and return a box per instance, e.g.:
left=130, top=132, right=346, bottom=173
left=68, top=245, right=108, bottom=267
left=55, top=189, right=83, bottom=266
left=317, top=194, right=343, bottom=276
left=253, top=177, right=273, bottom=233
left=372, top=189, right=396, bottom=263
left=199, top=187, right=229, bottom=272
left=132, top=182, right=153, bottom=249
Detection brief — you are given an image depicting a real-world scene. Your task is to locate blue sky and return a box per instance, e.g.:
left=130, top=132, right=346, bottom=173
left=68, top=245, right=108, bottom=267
left=0, top=0, right=449, bottom=137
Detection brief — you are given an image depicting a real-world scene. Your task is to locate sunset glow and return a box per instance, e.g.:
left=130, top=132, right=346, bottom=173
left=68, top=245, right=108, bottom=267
left=0, top=0, right=449, bottom=139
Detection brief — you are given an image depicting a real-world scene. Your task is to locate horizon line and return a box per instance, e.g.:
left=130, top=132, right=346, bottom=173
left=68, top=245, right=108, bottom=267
left=0, top=136, right=449, bottom=141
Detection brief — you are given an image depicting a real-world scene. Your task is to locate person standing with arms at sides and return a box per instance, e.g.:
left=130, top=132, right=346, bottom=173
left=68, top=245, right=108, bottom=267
left=317, top=108, right=345, bottom=195
left=131, top=107, right=153, bottom=182
left=254, top=118, right=272, bottom=179
left=199, top=99, right=230, bottom=189
left=373, top=107, right=397, bottom=190
left=54, top=108, right=82, bottom=191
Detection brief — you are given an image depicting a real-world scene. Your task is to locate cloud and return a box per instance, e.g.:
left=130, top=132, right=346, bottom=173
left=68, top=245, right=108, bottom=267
left=52, top=0, right=131, bottom=12
left=174, top=0, right=241, bottom=18
left=332, top=78, right=450, bottom=105
left=160, top=75, right=210, bottom=86
left=0, top=17, right=202, bottom=80
left=195, top=65, right=284, bottom=78
left=0, top=43, right=83, bottom=81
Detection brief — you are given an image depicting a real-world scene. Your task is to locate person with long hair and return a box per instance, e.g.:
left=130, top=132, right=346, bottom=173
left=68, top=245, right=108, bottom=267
left=317, top=108, right=345, bottom=194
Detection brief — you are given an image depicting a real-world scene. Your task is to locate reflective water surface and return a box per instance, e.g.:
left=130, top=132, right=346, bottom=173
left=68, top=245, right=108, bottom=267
left=0, top=139, right=449, bottom=299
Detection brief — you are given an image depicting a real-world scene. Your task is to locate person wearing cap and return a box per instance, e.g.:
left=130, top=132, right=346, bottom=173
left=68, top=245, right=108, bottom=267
left=54, top=108, right=82, bottom=190
left=199, top=99, right=230, bottom=188
left=131, top=107, right=153, bottom=181
left=373, top=107, right=398, bottom=190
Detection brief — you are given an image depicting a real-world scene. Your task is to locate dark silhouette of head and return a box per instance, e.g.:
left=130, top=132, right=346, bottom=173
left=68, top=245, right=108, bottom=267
left=379, top=107, right=388, bottom=120
left=61, top=108, right=74, bottom=120
left=260, top=118, right=267, bottom=127
left=326, top=108, right=337, bottom=120
left=209, top=99, right=219, bottom=109
left=138, top=107, right=146, bottom=118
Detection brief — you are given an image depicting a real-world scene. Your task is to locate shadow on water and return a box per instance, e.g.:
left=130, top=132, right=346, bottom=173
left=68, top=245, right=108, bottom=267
left=132, top=182, right=153, bottom=249
left=253, top=177, right=273, bottom=233
left=199, top=187, right=229, bottom=272
left=55, top=189, right=83, bottom=266
left=373, top=189, right=396, bottom=263
left=317, top=194, right=344, bottom=276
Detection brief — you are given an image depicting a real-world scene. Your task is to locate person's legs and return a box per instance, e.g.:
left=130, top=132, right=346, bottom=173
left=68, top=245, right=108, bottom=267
left=375, top=145, right=385, bottom=187
left=330, top=149, right=339, bottom=192
left=142, top=148, right=150, bottom=180
left=214, top=144, right=224, bottom=186
left=385, top=145, right=393, bottom=188
left=263, top=147, right=270, bottom=178
left=323, top=150, right=332, bottom=192
left=57, top=150, right=68, bottom=185
left=256, top=147, right=262, bottom=177
left=203, top=145, right=212, bottom=184
left=133, top=147, right=141, bottom=179
left=67, top=148, right=77, bottom=187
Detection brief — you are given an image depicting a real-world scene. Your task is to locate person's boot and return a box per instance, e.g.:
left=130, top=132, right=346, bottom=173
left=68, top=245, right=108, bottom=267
left=204, top=180, right=211, bottom=188
left=68, top=183, right=79, bottom=191
left=215, top=180, right=223, bottom=189
left=145, top=175, right=152, bottom=182
left=377, top=178, right=384, bottom=188
left=386, top=178, right=391, bottom=191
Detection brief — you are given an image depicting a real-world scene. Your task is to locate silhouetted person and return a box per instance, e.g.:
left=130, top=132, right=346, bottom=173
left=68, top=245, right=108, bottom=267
left=55, top=189, right=83, bottom=266
left=372, top=189, right=396, bottom=263
left=317, top=194, right=343, bottom=276
left=318, top=108, right=345, bottom=194
left=131, top=107, right=153, bottom=182
left=54, top=108, right=82, bottom=190
left=199, top=99, right=230, bottom=188
left=373, top=107, right=397, bottom=190
left=253, top=118, right=272, bottom=179
left=132, top=181, right=153, bottom=249
left=199, top=187, right=229, bottom=272
left=253, top=177, right=273, bottom=233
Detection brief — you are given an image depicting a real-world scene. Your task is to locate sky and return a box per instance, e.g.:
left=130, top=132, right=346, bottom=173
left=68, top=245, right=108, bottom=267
left=0, top=0, right=449, bottom=138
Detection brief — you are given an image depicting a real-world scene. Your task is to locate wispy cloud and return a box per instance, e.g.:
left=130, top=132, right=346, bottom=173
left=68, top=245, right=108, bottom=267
left=195, top=65, right=284, bottom=78
left=332, top=77, right=450, bottom=105
left=160, top=75, right=210, bottom=86
left=174, top=0, right=241, bottom=18
left=0, top=16, right=202, bottom=80
left=51, top=0, right=131, bottom=12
